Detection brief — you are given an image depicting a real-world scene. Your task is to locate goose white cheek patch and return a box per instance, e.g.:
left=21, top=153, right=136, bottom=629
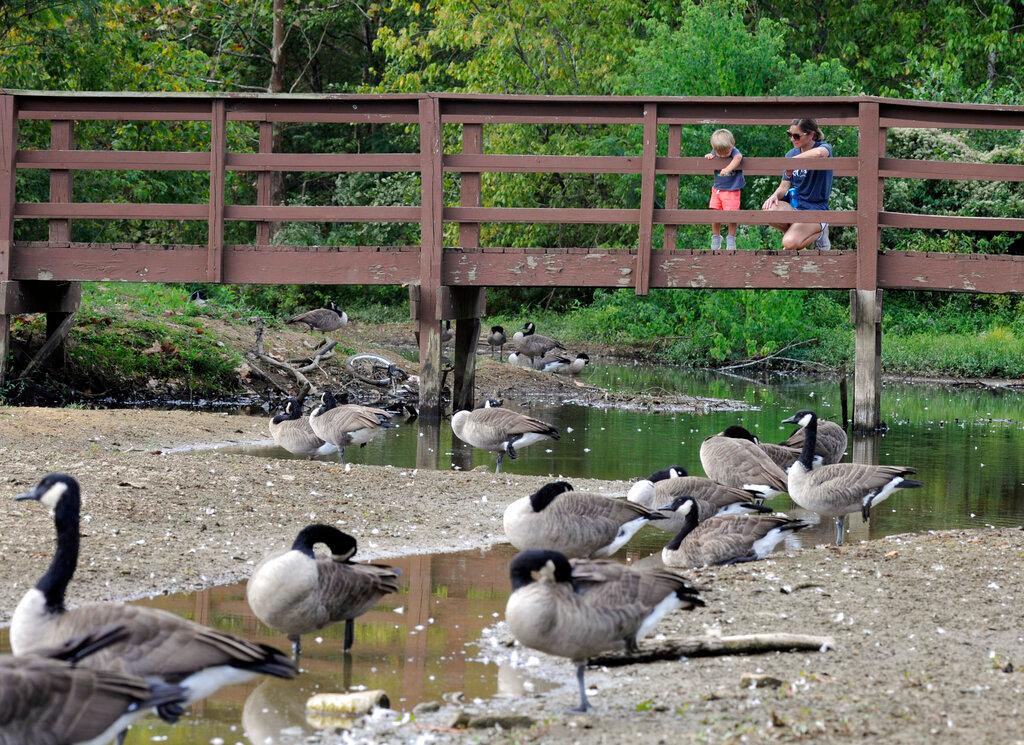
left=40, top=482, right=69, bottom=510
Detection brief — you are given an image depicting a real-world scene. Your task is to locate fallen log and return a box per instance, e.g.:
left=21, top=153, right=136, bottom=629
left=591, top=633, right=835, bottom=667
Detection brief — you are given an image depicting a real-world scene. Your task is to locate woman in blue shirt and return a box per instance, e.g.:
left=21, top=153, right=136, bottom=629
left=761, top=118, right=833, bottom=250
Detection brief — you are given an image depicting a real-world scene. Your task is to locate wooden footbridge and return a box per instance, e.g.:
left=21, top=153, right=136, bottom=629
left=1, top=91, right=1022, bottom=441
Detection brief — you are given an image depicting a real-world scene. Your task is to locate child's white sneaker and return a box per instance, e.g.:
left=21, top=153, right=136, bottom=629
left=710, top=236, right=723, bottom=251
left=815, top=224, right=831, bottom=250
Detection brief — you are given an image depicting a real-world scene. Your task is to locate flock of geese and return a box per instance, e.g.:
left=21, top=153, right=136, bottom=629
left=2, top=406, right=924, bottom=738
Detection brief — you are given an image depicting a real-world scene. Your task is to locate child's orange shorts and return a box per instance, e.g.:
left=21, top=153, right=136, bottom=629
left=709, top=188, right=741, bottom=211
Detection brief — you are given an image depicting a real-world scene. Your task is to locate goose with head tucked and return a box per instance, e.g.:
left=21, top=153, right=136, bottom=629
left=451, top=402, right=559, bottom=473
left=699, top=426, right=790, bottom=500
left=780, top=415, right=848, bottom=465
left=269, top=396, right=328, bottom=458
left=513, top=322, right=566, bottom=365
left=783, top=410, right=922, bottom=545
left=503, top=481, right=665, bottom=558
left=247, top=525, right=400, bottom=659
left=505, top=550, right=703, bottom=712
left=308, top=389, right=396, bottom=463
left=11, top=474, right=297, bottom=719
left=1, top=625, right=188, bottom=745
left=661, top=498, right=808, bottom=568
left=286, top=301, right=348, bottom=333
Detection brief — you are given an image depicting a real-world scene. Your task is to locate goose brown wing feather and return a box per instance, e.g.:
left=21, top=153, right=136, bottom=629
left=758, top=442, right=802, bottom=471
left=553, top=492, right=656, bottom=523
left=783, top=420, right=848, bottom=464
left=803, top=464, right=917, bottom=506
left=286, top=308, right=343, bottom=331
left=319, top=405, right=392, bottom=432
left=654, top=477, right=759, bottom=508
left=471, top=407, right=554, bottom=435
left=682, top=514, right=800, bottom=565
left=317, top=560, right=401, bottom=622
left=701, top=437, right=788, bottom=492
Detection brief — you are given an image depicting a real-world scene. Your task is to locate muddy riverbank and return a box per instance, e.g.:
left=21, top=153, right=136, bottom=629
left=2, top=406, right=1022, bottom=744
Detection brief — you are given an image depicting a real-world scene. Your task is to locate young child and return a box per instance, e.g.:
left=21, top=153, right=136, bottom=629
left=705, top=129, right=744, bottom=250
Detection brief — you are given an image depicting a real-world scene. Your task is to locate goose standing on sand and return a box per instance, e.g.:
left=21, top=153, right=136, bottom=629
left=699, top=426, right=790, bottom=499
left=247, top=525, right=400, bottom=659
left=505, top=550, right=703, bottom=712
left=269, top=396, right=329, bottom=458
left=503, top=481, right=665, bottom=558
left=0, top=626, right=187, bottom=745
left=513, top=322, right=566, bottom=365
left=451, top=402, right=559, bottom=472
left=781, top=415, right=848, bottom=465
left=487, top=326, right=507, bottom=359
left=783, top=410, right=923, bottom=545
left=286, top=301, right=348, bottom=333
left=661, top=498, right=808, bottom=568
left=440, top=320, right=454, bottom=346
left=308, top=389, right=396, bottom=463
left=11, top=474, right=297, bottom=729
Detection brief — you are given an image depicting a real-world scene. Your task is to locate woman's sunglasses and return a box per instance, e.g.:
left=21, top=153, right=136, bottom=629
left=787, top=131, right=804, bottom=140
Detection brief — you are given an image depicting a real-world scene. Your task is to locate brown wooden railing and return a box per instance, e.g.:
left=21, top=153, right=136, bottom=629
left=1, top=91, right=1022, bottom=425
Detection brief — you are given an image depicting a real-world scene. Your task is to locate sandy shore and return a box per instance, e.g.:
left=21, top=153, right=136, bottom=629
left=2, top=406, right=1022, bottom=744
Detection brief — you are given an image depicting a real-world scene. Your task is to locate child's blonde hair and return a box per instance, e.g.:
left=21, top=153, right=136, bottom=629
left=710, top=129, right=735, bottom=152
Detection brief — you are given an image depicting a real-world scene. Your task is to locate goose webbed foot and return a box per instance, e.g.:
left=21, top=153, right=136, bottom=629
left=718, top=552, right=758, bottom=566
left=290, top=635, right=302, bottom=661
left=117, top=731, right=128, bottom=745
left=624, top=637, right=640, bottom=655
left=156, top=701, right=185, bottom=723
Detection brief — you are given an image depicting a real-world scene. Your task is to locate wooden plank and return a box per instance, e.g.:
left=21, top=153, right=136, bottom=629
left=227, top=152, right=420, bottom=172
left=879, top=102, right=1024, bottom=130
left=451, top=287, right=482, bottom=413
left=225, top=205, right=421, bottom=222
left=856, top=102, right=881, bottom=290
left=651, top=250, right=856, bottom=290
left=445, top=206, right=640, bottom=224
left=418, top=97, right=444, bottom=424
left=18, top=149, right=209, bottom=170
left=657, top=156, right=857, bottom=177
left=207, top=100, right=226, bottom=282
left=635, top=103, right=657, bottom=295
left=459, top=124, right=482, bottom=249
left=852, top=289, right=883, bottom=432
left=0, top=95, right=18, bottom=283
left=10, top=243, right=419, bottom=285
left=16, top=202, right=207, bottom=220
left=48, top=121, right=74, bottom=243
left=879, top=158, right=1024, bottom=182
left=256, top=121, right=273, bottom=245
left=656, top=209, right=858, bottom=226
left=877, top=251, right=1024, bottom=294
left=445, top=153, right=640, bottom=174
left=0, top=280, right=81, bottom=314
left=437, top=284, right=487, bottom=319
left=664, top=125, right=680, bottom=251
left=878, top=212, right=1024, bottom=232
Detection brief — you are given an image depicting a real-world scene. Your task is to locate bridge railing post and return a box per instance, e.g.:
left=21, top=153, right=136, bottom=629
left=853, top=101, right=886, bottom=434
left=256, top=121, right=273, bottom=246
left=635, top=103, right=657, bottom=295
left=0, top=95, right=18, bottom=389
left=417, top=96, right=444, bottom=432
left=207, top=99, right=226, bottom=282
left=664, top=124, right=681, bottom=250
left=452, top=123, right=484, bottom=413
left=46, top=119, right=77, bottom=368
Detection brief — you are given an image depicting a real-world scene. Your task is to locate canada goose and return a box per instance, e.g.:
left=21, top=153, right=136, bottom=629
left=12, top=474, right=297, bottom=713
left=783, top=410, right=923, bottom=544
left=506, top=351, right=532, bottom=368
left=247, top=525, right=400, bottom=659
left=440, top=320, right=454, bottom=345
left=487, top=325, right=507, bottom=359
left=1, top=626, right=188, bottom=745
left=699, top=426, right=790, bottom=499
left=781, top=416, right=848, bottom=465
left=505, top=550, right=702, bottom=712
left=450, top=403, right=559, bottom=472
left=286, top=301, right=348, bottom=333
left=536, top=354, right=573, bottom=373
left=567, top=352, right=590, bottom=375
left=269, top=396, right=328, bottom=458
left=718, top=424, right=808, bottom=472
left=514, top=322, right=566, bottom=364
left=309, top=389, right=396, bottom=463
left=503, top=481, right=666, bottom=558
left=661, top=499, right=808, bottom=568
left=3, top=630, right=187, bottom=745
left=628, top=466, right=767, bottom=533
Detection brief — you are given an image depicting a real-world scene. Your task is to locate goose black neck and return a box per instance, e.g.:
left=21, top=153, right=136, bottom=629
left=665, top=505, right=698, bottom=551
left=292, top=524, right=356, bottom=560
left=272, top=400, right=302, bottom=424
left=38, top=497, right=81, bottom=613
left=798, top=414, right=818, bottom=470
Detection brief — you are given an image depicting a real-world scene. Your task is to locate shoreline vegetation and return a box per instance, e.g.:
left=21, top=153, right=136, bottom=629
left=1, top=282, right=1022, bottom=405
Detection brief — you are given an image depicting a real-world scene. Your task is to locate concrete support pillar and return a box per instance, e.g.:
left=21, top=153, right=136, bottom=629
left=851, top=289, right=883, bottom=433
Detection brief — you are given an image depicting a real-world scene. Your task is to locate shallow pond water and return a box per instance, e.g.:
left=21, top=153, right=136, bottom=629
left=219, top=366, right=1024, bottom=539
